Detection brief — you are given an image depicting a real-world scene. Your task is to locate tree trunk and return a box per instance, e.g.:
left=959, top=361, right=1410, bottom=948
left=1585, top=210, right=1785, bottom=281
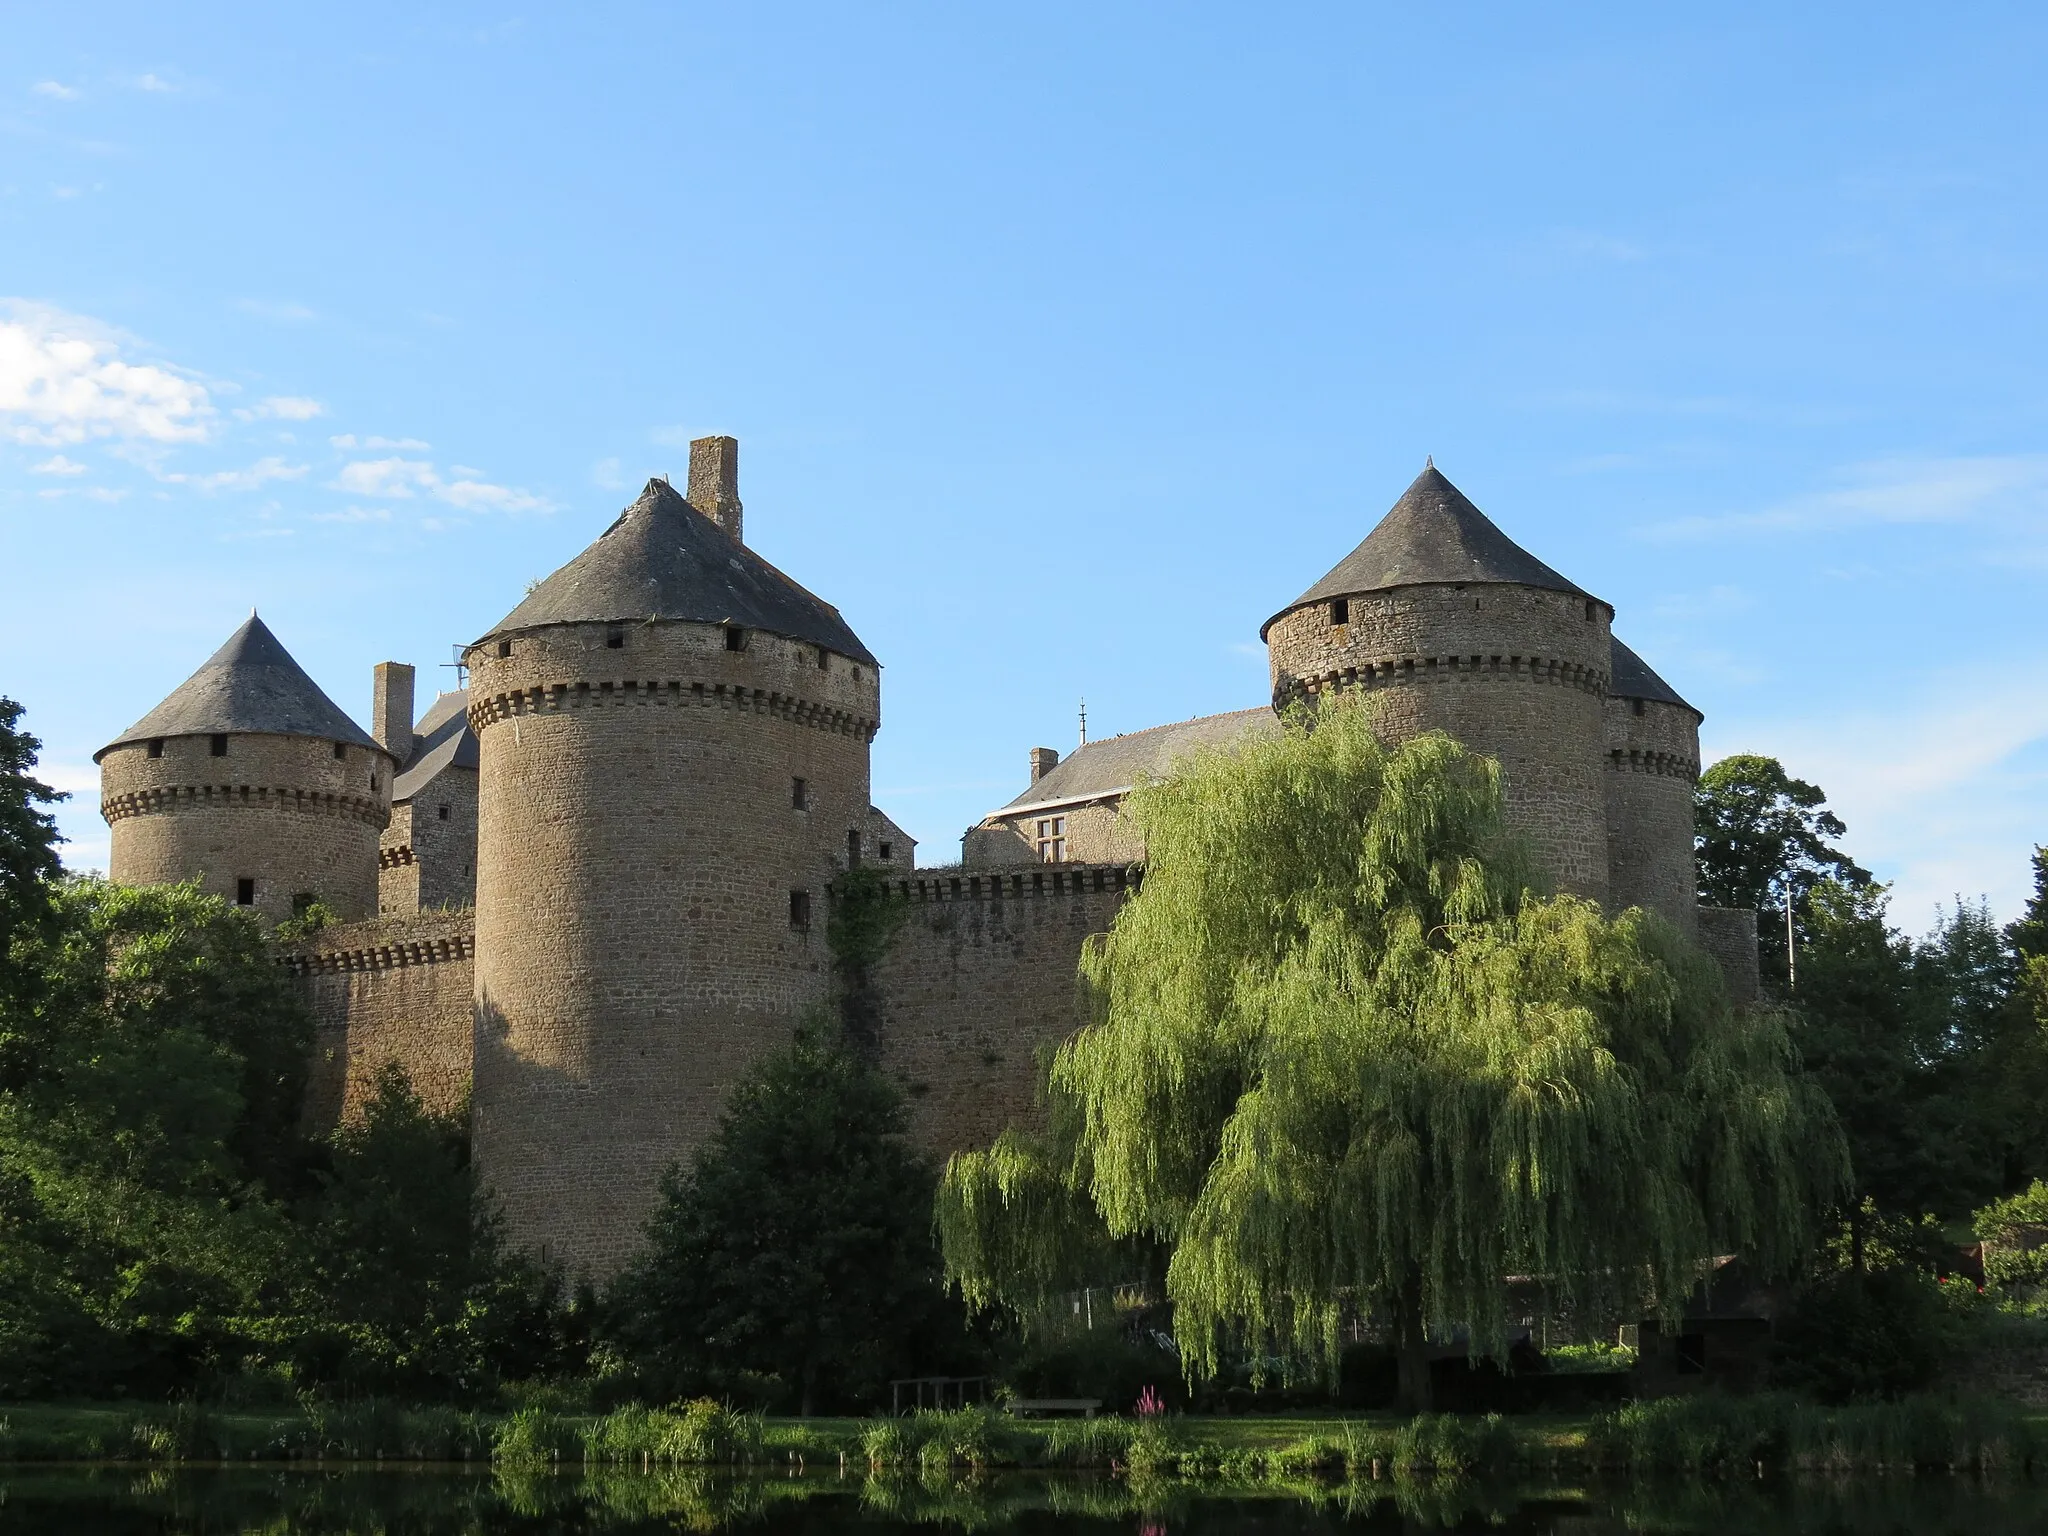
left=1393, top=1269, right=1433, bottom=1415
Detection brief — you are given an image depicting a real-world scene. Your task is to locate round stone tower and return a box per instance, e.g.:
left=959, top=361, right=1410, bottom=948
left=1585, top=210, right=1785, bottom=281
left=1603, top=638, right=1703, bottom=936
left=95, top=614, right=393, bottom=923
left=465, top=438, right=882, bottom=1276
left=1262, top=465, right=1612, bottom=902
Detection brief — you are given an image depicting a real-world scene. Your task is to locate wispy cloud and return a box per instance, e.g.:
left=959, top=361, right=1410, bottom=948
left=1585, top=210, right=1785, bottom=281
left=30, top=453, right=85, bottom=475
left=163, top=455, right=308, bottom=493
left=235, top=298, right=317, bottom=324
left=330, top=455, right=551, bottom=513
left=308, top=506, right=392, bottom=523
left=31, top=81, right=79, bottom=101
left=0, top=300, right=212, bottom=446
left=1646, top=453, right=2048, bottom=541
left=133, top=73, right=176, bottom=93
left=330, top=433, right=428, bottom=450
left=235, top=395, right=323, bottom=422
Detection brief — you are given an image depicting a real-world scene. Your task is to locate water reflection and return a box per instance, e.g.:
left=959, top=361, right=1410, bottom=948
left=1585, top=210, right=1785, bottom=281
left=5, top=1466, right=2048, bottom=1533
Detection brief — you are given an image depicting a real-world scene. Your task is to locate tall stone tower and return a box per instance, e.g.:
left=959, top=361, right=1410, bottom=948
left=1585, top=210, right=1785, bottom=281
left=465, top=439, right=882, bottom=1275
left=95, top=615, right=394, bottom=923
left=1262, top=465, right=1613, bottom=902
left=1603, top=639, right=1703, bottom=935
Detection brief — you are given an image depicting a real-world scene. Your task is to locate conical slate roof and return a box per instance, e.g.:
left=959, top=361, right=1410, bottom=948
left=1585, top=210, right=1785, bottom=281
left=97, top=615, right=378, bottom=760
left=478, top=478, right=876, bottom=665
left=1609, top=637, right=1699, bottom=717
left=1262, top=465, right=1597, bottom=637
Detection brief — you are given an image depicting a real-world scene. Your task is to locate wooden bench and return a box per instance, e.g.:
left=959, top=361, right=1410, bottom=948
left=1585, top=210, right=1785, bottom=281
left=1004, top=1398, right=1103, bottom=1419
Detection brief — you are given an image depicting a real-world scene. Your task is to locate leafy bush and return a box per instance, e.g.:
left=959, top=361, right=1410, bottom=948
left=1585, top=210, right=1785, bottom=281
left=1773, top=1267, right=1950, bottom=1401
left=1977, top=1180, right=2048, bottom=1289
left=492, top=1406, right=581, bottom=1464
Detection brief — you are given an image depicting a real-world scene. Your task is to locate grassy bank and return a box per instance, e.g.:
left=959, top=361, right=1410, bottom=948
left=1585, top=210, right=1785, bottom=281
left=3, top=1395, right=2044, bottom=1476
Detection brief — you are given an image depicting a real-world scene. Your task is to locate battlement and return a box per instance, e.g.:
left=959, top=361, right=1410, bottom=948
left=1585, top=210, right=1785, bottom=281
left=1606, top=746, right=1701, bottom=780
left=469, top=675, right=878, bottom=743
left=1281, top=650, right=1609, bottom=704
left=283, top=907, right=476, bottom=975
left=861, top=863, right=1143, bottom=905
left=101, top=781, right=390, bottom=830
left=378, top=843, right=416, bottom=870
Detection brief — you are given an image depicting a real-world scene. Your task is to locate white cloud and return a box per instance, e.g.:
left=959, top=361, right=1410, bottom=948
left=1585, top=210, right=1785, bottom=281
left=330, top=455, right=551, bottom=513
left=329, top=433, right=429, bottom=450
left=235, top=395, right=323, bottom=422
left=0, top=302, right=212, bottom=446
left=135, top=73, right=174, bottom=93
left=32, top=81, right=79, bottom=101
left=1648, top=454, right=2048, bottom=541
left=164, top=455, right=308, bottom=493
left=309, top=506, right=392, bottom=523
left=37, top=484, right=127, bottom=502
left=235, top=298, right=317, bottom=324
left=31, top=453, right=85, bottom=475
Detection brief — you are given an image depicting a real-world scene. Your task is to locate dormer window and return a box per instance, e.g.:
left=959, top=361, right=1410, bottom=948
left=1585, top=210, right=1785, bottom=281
left=1331, top=598, right=1349, bottom=625
left=724, top=625, right=748, bottom=652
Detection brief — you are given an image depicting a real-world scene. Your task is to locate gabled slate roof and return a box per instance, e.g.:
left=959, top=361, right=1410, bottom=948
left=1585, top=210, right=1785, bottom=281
left=392, top=690, right=479, bottom=802
left=994, top=707, right=1279, bottom=814
left=96, top=615, right=377, bottom=760
left=1263, top=464, right=1598, bottom=637
left=1609, top=638, right=1699, bottom=718
left=477, top=478, right=876, bottom=665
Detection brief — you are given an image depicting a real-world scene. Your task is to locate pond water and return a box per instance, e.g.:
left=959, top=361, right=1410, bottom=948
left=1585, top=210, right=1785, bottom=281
left=6, top=1466, right=2048, bottom=1534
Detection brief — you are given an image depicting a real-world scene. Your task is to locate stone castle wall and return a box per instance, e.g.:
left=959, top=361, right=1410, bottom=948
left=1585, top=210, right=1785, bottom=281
left=1265, top=584, right=1612, bottom=902
left=1603, top=694, right=1702, bottom=936
left=464, top=617, right=881, bottom=1277
left=379, top=766, right=479, bottom=915
left=964, top=799, right=1143, bottom=868
left=101, top=731, right=393, bottom=923
left=1698, top=905, right=1762, bottom=1006
left=291, top=908, right=476, bottom=1132
left=870, top=864, right=1135, bottom=1154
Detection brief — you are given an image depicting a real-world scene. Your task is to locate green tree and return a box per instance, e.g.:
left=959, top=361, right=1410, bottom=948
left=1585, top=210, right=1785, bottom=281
left=1694, top=754, right=1869, bottom=990
left=605, top=1029, right=966, bottom=1414
left=0, top=698, right=64, bottom=972
left=940, top=700, right=1845, bottom=1411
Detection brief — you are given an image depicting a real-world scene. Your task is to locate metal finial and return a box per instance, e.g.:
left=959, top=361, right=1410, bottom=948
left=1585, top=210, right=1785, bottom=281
left=1079, top=697, right=1088, bottom=747
left=1425, top=454, right=1434, bottom=469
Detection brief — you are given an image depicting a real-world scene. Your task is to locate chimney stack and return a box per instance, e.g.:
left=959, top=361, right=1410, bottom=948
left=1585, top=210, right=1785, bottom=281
left=688, top=435, right=743, bottom=544
left=1029, top=746, right=1060, bottom=784
left=372, top=662, right=416, bottom=763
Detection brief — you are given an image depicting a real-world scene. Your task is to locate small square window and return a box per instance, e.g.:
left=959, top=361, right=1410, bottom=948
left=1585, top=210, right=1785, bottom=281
left=1331, top=598, right=1349, bottom=625
left=497, top=640, right=513, bottom=658
left=211, top=734, right=229, bottom=757
left=1631, top=698, right=1645, bottom=717
left=235, top=878, right=256, bottom=906
left=789, top=889, right=812, bottom=930
left=792, top=776, right=808, bottom=810
left=724, top=625, right=747, bottom=652
left=879, top=840, right=893, bottom=861
left=1035, top=815, right=1068, bottom=864
left=146, top=738, right=164, bottom=759
left=437, top=804, right=450, bottom=821
left=333, top=741, right=347, bottom=760
left=606, top=626, right=625, bottom=649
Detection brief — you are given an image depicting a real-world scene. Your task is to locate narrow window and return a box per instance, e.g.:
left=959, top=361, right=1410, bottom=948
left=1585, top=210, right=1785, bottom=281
left=333, top=741, right=347, bottom=760
left=1631, top=698, right=1645, bottom=717
left=497, top=640, right=512, bottom=658
left=879, top=841, right=894, bottom=861
left=847, top=829, right=862, bottom=867
left=606, top=626, right=625, bottom=649
left=369, top=771, right=379, bottom=791
left=235, top=878, right=256, bottom=906
left=1036, top=815, right=1068, bottom=864
left=789, top=889, right=812, bottom=930
left=791, top=776, right=808, bottom=810
left=211, top=734, right=229, bottom=757
left=818, top=646, right=830, bottom=671
left=1585, top=599, right=1597, bottom=621
left=146, top=738, right=164, bottom=759
left=437, top=804, right=450, bottom=821
left=1331, top=598, right=1349, bottom=625
left=724, top=625, right=747, bottom=652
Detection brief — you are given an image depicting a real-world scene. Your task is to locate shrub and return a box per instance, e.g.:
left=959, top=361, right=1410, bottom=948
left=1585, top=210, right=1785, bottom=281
left=493, top=1406, right=582, bottom=1464
left=1773, top=1268, right=1950, bottom=1401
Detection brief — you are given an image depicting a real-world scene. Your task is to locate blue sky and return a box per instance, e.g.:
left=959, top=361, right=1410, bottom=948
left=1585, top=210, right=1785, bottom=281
left=4, top=4, right=2045, bottom=932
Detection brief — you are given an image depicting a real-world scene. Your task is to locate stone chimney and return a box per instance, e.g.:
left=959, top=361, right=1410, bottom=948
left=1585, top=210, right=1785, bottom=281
left=1029, top=746, right=1060, bottom=784
left=372, top=662, right=416, bottom=763
left=688, top=435, right=743, bottom=544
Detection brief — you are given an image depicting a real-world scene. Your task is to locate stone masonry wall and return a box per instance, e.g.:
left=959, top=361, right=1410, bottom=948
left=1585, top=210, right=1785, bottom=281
left=870, top=864, right=1135, bottom=1157
left=101, top=731, right=393, bottom=923
left=966, top=799, right=1142, bottom=868
left=291, top=908, right=476, bottom=1133
left=465, top=617, right=880, bottom=1278
left=1603, top=694, right=1702, bottom=937
left=1266, top=583, right=1612, bottom=903
left=1698, top=905, right=1761, bottom=1006
left=380, top=766, right=479, bottom=915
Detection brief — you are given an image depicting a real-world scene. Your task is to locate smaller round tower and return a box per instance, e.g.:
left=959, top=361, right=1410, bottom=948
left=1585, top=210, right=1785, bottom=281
left=1262, top=465, right=1613, bottom=902
left=96, top=615, right=393, bottom=923
left=1602, top=639, right=1702, bottom=936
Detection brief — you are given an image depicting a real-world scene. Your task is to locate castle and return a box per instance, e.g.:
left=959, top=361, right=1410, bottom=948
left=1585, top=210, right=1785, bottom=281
left=95, top=441, right=1755, bottom=1276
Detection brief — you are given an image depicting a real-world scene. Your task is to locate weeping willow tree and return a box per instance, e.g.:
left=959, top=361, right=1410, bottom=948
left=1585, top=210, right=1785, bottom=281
left=937, top=698, right=1846, bottom=1410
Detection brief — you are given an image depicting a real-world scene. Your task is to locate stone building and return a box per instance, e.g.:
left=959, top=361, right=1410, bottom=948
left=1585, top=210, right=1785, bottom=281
left=97, top=448, right=1750, bottom=1277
